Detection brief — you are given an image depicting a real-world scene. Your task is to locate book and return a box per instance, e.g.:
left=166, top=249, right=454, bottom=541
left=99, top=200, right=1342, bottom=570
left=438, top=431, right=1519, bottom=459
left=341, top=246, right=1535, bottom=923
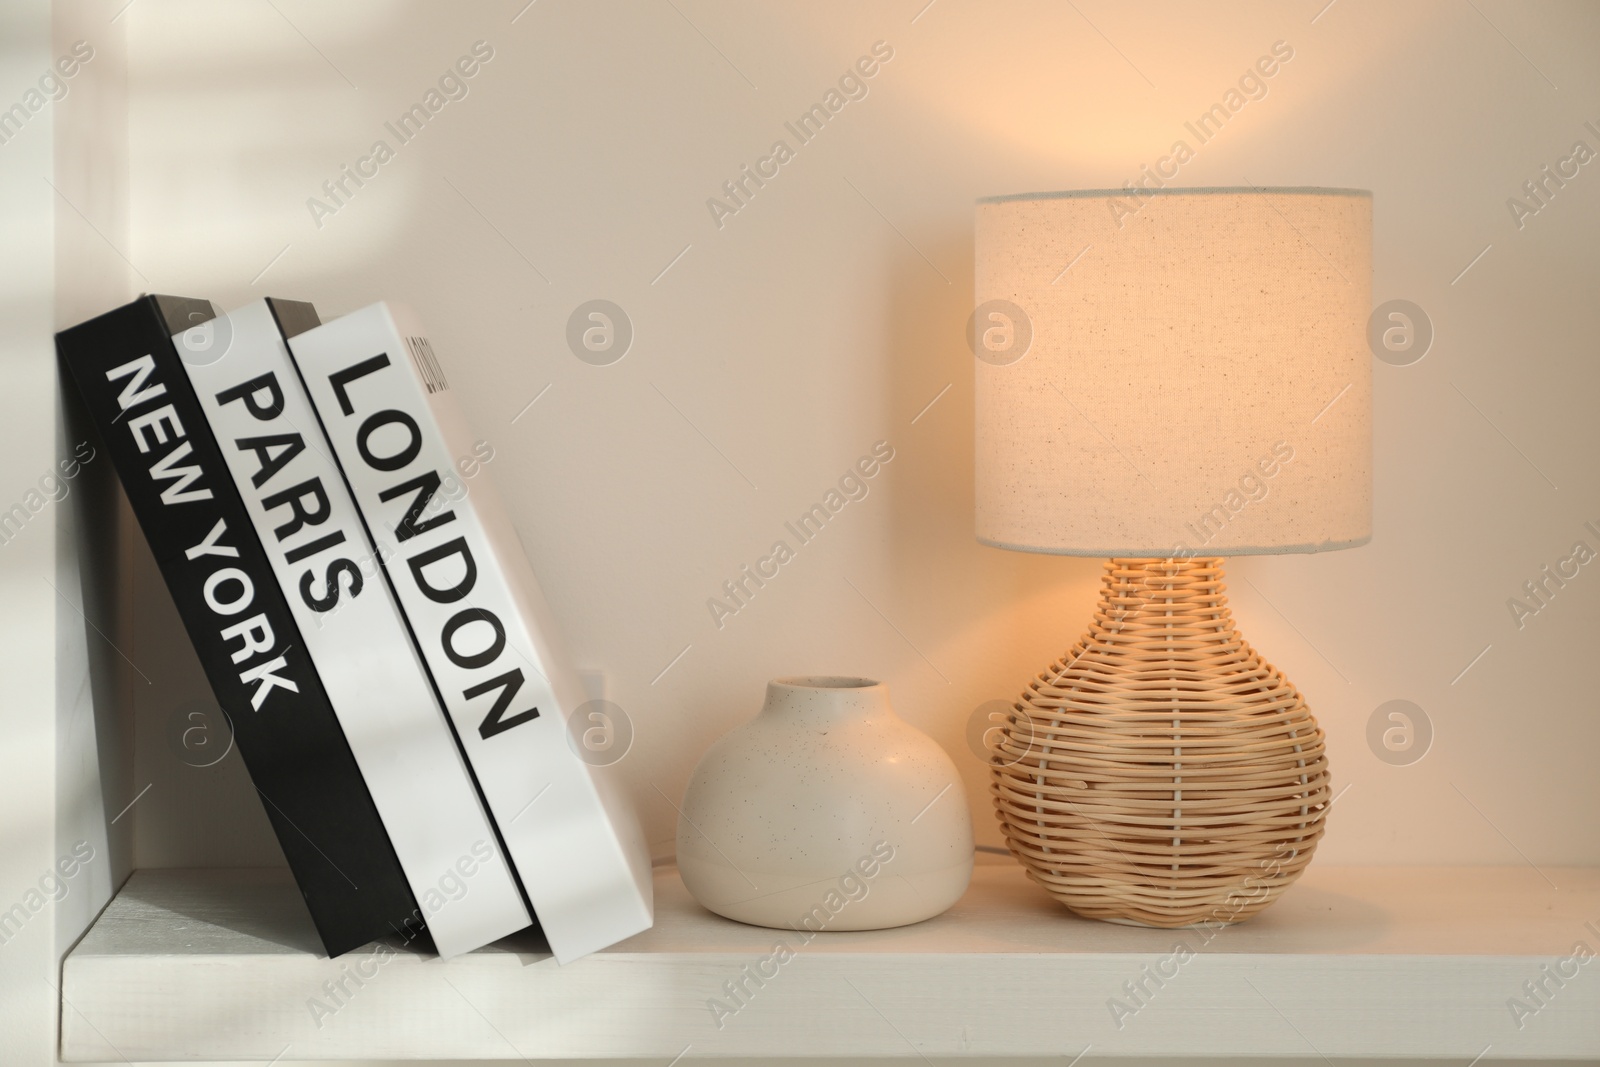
left=180, top=298, right=534, bottom=957
left=56, top=295, right=417, bottom=958
left=287, top=301, right=653, bottom=963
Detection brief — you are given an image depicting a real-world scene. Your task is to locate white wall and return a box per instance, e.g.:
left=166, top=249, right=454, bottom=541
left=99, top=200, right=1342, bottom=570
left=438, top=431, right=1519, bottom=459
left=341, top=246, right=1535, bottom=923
left=107, top=0, right=1600, bottom=879
left=0, top=0, right=128, bottom=1062
left=0, top=1, right=65, bottom=1057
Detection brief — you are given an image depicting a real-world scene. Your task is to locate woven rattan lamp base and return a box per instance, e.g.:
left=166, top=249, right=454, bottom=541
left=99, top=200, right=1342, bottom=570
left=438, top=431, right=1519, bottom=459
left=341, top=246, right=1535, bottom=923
left=990, top=557, right=1331, bottom=928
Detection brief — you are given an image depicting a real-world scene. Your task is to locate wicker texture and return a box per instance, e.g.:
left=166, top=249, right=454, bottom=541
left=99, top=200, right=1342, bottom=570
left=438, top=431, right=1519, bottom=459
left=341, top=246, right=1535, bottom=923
left=990, top=558, right=1330, bottom=927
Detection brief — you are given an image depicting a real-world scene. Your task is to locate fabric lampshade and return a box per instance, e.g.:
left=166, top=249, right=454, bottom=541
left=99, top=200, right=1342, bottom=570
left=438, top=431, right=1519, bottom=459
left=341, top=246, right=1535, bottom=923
left=973, top=187, right=1372, bottom=556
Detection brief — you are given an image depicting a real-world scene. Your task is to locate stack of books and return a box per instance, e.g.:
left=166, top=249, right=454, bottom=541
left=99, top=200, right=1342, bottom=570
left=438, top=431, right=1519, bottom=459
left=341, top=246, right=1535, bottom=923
left=57, top=296, right=652, bottom=961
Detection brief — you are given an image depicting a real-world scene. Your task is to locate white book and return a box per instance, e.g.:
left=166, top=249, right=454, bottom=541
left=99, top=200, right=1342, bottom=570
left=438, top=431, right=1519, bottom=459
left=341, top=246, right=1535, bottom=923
left=182, top=299, right=533, bottom=958
left=286, top=301, right=653, bottom=963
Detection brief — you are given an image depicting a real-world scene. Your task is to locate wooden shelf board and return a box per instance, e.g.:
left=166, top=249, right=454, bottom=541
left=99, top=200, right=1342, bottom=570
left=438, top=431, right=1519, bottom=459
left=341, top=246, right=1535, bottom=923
left=61, top=862, right=1600, bottom=1061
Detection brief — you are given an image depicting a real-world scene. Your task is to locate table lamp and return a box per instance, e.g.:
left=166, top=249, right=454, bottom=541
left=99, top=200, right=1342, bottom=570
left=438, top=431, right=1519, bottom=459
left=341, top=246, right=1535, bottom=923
left=975, top=187, right=1371, bottom=927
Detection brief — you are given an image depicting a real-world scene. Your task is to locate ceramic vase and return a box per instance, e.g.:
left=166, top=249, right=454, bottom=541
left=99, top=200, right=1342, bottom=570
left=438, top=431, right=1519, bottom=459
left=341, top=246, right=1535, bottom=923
left=676, top=676, right=973, bottom=930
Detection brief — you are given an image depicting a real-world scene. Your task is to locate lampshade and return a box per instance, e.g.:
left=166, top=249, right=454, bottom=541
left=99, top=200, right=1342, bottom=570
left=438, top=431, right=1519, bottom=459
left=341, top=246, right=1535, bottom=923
left=974, top=187, right=1372, bottom=557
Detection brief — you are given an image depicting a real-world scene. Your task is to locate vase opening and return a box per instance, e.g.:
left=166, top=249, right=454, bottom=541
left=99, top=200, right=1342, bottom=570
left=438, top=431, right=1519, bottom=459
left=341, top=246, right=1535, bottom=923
left=771, top=675, right=880, bottom=690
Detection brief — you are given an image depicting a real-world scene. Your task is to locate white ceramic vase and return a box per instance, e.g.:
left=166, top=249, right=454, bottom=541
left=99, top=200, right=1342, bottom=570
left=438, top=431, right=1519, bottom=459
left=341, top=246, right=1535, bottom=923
left=676, top=676, right=973, bottom=931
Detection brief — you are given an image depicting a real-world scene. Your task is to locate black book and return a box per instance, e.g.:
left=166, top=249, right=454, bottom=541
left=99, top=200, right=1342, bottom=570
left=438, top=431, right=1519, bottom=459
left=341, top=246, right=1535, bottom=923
left=57, top=295, right=420, bottom=957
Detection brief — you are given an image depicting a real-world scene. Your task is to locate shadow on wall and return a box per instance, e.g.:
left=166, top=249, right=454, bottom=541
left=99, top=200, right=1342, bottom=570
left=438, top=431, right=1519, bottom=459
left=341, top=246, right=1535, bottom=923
left=58, top=373, right=132, bottom=885
left=879, top=226, right=1100, bottom=839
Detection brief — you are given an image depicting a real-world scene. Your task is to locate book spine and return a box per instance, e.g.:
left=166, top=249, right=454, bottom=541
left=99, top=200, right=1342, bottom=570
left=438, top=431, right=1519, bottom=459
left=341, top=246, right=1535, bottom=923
left=181, top=299, right=533, bottom=957
left=55, top=295, right=418, bottom=958
left=289, top=302, right=652, bottom=963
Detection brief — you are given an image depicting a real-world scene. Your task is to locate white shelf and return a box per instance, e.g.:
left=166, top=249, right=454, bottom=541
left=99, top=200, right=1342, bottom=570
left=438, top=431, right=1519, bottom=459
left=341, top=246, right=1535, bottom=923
left=62, top=862, right=1600, bottom=1061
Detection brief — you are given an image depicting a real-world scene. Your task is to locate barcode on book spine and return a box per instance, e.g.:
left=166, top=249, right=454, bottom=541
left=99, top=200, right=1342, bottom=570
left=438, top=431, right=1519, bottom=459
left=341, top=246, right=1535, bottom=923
left=406, top=335, right=449, bottom=393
